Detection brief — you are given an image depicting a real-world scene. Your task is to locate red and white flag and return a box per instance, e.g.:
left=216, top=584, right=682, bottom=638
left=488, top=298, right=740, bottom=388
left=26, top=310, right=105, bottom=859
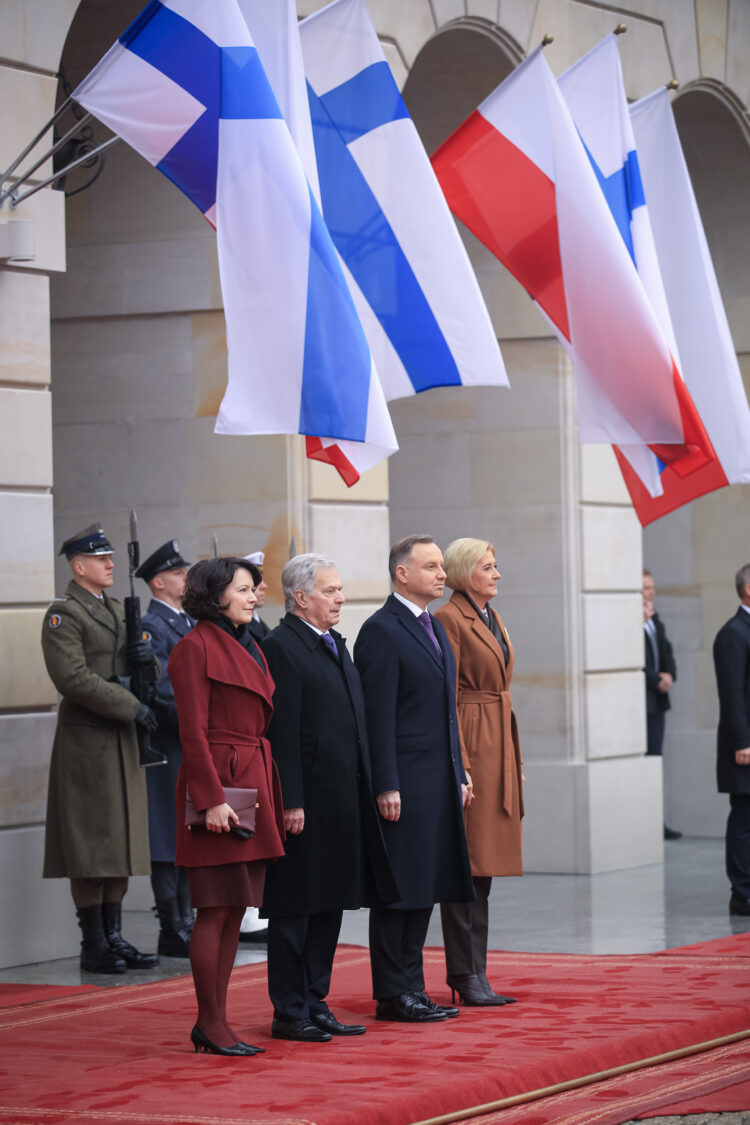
left=431, top=48, right=715, bottom=481
left=619, top=86, right=750, bottom=522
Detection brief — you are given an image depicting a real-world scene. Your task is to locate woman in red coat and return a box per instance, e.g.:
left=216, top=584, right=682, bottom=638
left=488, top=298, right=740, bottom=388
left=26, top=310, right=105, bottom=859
left=169, top=558, right=285, bottom=1056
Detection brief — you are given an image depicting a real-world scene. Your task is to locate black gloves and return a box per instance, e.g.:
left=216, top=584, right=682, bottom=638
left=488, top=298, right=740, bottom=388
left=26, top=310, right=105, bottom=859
left=135, top=704, right=159, bottom=733
left=127, top=638, right=154, bottom=666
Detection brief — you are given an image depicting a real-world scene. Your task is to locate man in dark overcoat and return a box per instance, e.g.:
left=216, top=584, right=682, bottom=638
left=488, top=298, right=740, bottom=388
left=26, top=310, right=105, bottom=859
left=138, top=539, right=194, bottom=956
left=642, top=569, right=680, bottom=839
left=354, top=535, right=474, bottom=1023
left=713, top=562, right=750, bottom=916
left=42, top=524, right=159, bottom=974
left=261, top=553, right=397, bottom=1043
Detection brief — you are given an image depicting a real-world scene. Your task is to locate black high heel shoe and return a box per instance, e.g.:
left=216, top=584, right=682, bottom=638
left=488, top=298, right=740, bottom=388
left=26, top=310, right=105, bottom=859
left=190, top=1025, right=259, bottom=1056
left=479, top=972, right=516, bottom=1004
left=447, top=974, right=512, bottom=1007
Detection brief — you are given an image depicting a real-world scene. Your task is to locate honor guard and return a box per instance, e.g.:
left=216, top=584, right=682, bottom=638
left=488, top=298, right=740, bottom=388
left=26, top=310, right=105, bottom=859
left=42, top=524, right=160, bottom=974
left=137, top=540, right=195, bottom=956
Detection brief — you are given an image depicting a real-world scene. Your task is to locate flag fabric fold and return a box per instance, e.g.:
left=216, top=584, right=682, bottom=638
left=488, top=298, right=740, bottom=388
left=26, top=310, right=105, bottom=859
left=238, top=0, right=398, bottom=482
left=299, top=0, right=508, bottom=404
left=624, top=85, right=750, bottom=522
left=558, top=34, right=726, bottom=521
left=74, top=0, right=394, bottom=466
left=431, top=47, right=703, bottom=460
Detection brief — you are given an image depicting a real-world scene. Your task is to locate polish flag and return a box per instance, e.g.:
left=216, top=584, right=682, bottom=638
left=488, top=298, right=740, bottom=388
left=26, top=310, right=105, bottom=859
left=431, top=47, right=715, bottom=473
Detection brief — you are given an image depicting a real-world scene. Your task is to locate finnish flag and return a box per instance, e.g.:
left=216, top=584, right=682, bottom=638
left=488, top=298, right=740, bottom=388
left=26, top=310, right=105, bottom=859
left=73, top=0, right=395, bottom=461
left=299, top=0, right=509, bottom=404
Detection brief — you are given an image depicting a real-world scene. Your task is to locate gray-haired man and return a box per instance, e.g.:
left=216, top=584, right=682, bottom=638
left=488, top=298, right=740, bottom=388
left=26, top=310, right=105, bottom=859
left=260, top=554, right=396, bottom=1042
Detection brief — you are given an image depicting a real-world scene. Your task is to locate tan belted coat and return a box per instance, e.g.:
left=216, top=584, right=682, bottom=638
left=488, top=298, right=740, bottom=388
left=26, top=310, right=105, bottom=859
left=435, top=592, right=523, bottom=877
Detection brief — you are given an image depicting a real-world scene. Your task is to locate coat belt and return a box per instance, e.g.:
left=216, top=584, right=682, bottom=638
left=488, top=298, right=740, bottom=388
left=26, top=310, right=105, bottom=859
left=207, top=728, right=265, bottom=747
left=456, top=691, right=515, bottom=815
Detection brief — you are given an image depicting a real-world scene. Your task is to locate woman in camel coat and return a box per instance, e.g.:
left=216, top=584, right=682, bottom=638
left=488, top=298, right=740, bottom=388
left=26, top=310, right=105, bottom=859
left=435, top=538, right=523, bottom=1007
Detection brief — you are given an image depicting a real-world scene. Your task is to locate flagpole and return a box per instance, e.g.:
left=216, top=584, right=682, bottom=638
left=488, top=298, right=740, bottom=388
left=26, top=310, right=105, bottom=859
left=0, top=112, right=95, bottom=206
left=5, top=135, right=119, bottom=209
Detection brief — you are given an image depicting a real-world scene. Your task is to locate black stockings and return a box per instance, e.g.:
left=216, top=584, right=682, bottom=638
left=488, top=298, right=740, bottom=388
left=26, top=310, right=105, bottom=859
left=189, top=905, right=245, bottom=1047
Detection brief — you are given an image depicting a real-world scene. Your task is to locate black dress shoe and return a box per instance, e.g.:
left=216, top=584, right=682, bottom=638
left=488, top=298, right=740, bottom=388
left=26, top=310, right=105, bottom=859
left=664, top=825, right=683, bottom=840
left=729, top=892, right=750, bottom=916
left=412, top=991, right=459, bottom=1018
left=271, top=1016, right=332, bottom=1042
left=190, top=1026, right=257, bottom=1056
left=375, top=993, right=447, bottom=1022
left=311, top=1011, right=366, bottom=1036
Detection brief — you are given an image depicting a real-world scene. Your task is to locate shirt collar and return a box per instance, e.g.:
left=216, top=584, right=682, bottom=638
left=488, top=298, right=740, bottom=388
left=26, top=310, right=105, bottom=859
left=393, top=591, right=428, bottom=618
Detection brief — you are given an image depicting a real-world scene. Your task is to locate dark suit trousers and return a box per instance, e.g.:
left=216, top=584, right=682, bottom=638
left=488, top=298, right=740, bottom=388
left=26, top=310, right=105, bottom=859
left=646, top=712, right=665, bottom=757
left=726, top=794, right=750, bottom=899
left=369, top=906, right=433, bottom=999
left=440, top=876, right=491, bottom=978
left=267, top=911, right=343, bottom=1021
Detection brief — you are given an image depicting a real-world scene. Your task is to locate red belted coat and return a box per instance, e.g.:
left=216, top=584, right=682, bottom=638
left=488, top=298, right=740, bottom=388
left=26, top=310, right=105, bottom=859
left=168, top=619, right=285, bottom=868
left=435, top=592, right=524, bottom=877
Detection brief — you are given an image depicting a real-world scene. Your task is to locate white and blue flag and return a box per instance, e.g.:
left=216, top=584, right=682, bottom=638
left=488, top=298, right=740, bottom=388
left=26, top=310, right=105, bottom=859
left=73, top=0, right=396, bottom=467
left=299, top=0, right=508, bottom=404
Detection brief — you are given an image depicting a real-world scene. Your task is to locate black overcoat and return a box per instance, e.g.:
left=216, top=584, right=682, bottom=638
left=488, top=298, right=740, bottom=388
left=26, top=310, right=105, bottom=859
left=260, top=614, right=397, bottom=917
left=141, top=599, right=193, bottom=862
left=713, top=608, right=750, bottom=794
left=644, top=613, right=677, bottom=716
left=353, top=595, right=474, bottom=910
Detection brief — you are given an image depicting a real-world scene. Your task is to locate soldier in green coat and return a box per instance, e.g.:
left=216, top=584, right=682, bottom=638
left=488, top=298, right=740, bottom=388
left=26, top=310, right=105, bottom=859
left=42, top=524, right=159, bottom=974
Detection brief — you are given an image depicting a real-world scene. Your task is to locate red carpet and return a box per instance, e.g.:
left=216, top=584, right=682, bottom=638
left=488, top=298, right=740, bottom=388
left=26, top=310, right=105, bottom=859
left=0, top=941, right=748, bottom=1125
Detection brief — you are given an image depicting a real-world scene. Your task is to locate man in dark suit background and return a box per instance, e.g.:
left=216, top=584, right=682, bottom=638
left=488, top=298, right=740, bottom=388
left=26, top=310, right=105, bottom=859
left=354, top=535, right=474, bottom=1023
left=261, top=553, right=396, bottom=1042
left=713, top=563, right=750, bottom=916
left=138, top=540, right=194, bottom=957
left=642, top=569, right=681, bottom=840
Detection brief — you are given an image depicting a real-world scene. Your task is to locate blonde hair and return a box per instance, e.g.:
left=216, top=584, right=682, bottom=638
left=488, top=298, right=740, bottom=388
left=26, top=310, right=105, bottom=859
left=444, top=538, right=495, bottom=591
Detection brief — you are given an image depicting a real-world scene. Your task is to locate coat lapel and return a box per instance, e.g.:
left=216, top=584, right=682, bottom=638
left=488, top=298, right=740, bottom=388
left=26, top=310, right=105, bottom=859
left=67, top=582, right=118, bottom=636
left=199, top=620, right=274, bottom=710
left=451, top=593, right=509, bottom=685
left=387, top=594, right=444, bottom=669
left=148, top=598, right=192, bottom=639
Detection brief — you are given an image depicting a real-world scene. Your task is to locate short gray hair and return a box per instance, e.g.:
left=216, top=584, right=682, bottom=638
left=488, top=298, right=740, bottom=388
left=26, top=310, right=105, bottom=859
left=282, top=553, right=337, bottom=612
left=736, top=563, right=750, bottom=599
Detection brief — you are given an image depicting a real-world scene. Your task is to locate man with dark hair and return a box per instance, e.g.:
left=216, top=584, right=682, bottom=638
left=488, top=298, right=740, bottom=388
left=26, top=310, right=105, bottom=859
left=354, top=535, right=474, bottom=1022
left=137, top=539, right=194, bottom=957
left=642, top=569, right=680, bottom=840
left=42, top=524, right=159, bottom=974
left=713, top=563, right=750, bottom=916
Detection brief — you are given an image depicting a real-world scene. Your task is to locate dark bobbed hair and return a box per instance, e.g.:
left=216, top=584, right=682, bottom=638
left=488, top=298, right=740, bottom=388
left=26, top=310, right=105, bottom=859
left=182, top=557, right=254, bottom=620
left=244, top=561, right=262, bottom=587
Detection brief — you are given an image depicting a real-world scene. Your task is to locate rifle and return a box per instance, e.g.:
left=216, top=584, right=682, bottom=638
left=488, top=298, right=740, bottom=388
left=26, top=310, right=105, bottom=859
left=125, top=509, right=166, bottom=767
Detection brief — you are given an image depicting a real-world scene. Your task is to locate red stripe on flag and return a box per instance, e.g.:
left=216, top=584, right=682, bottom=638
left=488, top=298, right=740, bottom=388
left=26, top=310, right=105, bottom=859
left=620, top=358, right=728, bottom=525
left=648, top=360, right=718, bottom=476
left=305, top=437, right=360, bottom=487
left=431, top=110, right=569, bottom=341
left=615, top=447, right=728, bottom=526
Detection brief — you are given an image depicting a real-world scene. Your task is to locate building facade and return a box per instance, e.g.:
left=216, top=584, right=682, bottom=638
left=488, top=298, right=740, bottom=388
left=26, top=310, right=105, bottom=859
left=0, top=0, right=748, bottom=966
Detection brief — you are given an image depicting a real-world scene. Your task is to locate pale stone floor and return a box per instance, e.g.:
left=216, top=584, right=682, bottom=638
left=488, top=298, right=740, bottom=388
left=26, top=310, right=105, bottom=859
left=2, top=838, right=749, bottom=1123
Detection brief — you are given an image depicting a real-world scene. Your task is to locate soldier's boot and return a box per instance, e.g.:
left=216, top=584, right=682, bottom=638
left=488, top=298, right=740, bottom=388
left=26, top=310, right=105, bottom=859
left=77, top=905, right=127, bottom=974
left=102, top=902, right=159, bottom=969
left=155, top=897, right=191, bottom=958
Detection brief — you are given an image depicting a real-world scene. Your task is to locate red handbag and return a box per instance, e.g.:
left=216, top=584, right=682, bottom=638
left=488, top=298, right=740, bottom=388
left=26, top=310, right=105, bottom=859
left=185, top=786, right=258, bottom=840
